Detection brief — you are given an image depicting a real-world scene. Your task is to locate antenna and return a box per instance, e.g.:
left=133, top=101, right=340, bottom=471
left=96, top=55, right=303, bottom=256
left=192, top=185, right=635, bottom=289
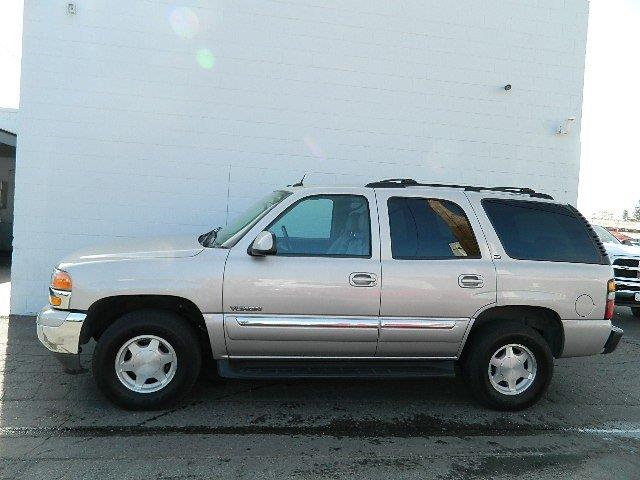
left=290, top=174, right=306, bottom=187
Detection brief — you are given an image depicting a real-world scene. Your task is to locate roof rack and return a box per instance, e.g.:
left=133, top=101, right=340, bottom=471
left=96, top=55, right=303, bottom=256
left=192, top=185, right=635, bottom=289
left=364, top=179, right=554, bottom=200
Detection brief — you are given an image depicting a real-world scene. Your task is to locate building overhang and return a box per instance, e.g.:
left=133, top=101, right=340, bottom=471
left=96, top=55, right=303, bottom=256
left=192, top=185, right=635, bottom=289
left=0, top=129, right=16, bottom=148
left=0, top=129, right=16, bottom=157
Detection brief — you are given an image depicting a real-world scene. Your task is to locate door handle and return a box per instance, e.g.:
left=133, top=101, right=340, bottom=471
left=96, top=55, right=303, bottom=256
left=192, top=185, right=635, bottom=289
left=349, top=272, right=377, bottom=287
left=458, top=274, right=484, bottom=288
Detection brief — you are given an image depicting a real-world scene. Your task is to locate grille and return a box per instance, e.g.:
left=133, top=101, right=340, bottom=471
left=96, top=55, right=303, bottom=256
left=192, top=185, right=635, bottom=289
left=613, top=257, right=640, bottom=293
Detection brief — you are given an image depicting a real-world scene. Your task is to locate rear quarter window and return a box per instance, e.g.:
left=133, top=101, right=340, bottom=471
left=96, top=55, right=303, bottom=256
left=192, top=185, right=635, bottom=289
left=482, top=199, right=604, bottom=264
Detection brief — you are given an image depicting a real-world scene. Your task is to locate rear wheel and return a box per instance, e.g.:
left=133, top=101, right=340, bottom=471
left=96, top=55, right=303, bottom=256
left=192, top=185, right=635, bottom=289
left=461, top=322, right=553, bottom=411
left=92, top=309, right=201, bottom=410
left=632, top=307, right=640, bottom=318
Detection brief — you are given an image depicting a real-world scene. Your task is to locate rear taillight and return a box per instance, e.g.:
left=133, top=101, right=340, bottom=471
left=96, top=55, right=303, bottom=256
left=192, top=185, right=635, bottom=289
left=605, top=279, right=616, bottom=320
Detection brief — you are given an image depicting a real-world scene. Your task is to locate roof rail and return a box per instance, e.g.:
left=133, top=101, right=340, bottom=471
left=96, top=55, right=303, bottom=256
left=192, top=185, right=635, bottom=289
left=364, top=178, right=554, bottom=200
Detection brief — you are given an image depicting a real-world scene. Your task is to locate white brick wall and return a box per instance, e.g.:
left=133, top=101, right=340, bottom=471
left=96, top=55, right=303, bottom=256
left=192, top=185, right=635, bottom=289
left=12, top=0, right=589, bottom=314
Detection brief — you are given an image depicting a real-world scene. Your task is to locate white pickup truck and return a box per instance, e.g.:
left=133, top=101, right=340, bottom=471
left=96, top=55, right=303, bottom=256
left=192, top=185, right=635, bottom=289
left=593, top=225, right=640, bottom=317
left=37, top=180, right=623, bottom=411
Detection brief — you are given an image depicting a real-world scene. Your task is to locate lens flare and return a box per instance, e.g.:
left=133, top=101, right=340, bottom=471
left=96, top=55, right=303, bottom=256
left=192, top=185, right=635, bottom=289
left=168, top=6, right=199, bottom=39
left=303, top=135, right=326, bottom=161
left=196, top=48, right=215, bottom=69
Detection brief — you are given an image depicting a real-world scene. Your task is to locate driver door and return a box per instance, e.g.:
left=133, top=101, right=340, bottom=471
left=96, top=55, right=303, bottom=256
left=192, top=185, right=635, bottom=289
left=222, top=189, right=381, bottom=357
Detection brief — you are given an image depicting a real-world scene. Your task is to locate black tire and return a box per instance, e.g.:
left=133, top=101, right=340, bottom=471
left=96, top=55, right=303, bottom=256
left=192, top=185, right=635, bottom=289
left=92, top=309, right=202, bottom=410
left=461, top=322, right=553, bottom=411
left=632, top=307, right=640, bottom=318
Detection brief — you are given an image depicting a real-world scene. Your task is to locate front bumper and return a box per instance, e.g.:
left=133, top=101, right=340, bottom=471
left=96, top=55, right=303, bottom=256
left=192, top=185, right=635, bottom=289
left=36, top=307, right=86, bottom=373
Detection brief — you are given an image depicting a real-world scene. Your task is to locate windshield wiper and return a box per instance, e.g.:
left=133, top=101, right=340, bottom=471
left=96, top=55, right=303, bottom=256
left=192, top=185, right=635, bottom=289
left=198, top=227, right=222, bottom=248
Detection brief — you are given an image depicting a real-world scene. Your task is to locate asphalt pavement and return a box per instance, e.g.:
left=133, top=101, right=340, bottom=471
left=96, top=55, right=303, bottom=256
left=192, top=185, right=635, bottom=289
left=1, top=308, right=639, bottom=479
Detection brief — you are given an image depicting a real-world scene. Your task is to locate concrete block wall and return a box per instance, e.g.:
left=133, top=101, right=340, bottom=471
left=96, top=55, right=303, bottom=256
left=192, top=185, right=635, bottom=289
left=13, top=0, right=589, bottom=313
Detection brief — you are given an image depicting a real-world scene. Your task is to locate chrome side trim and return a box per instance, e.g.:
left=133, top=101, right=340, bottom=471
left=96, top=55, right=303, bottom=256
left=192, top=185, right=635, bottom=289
left=234, top=316, right=462, bottom=329
left=380, top=318, right=459, bottom=329
left=234, top=316, right=379, bottom=329
left=376, top=317, right=470, bottom=356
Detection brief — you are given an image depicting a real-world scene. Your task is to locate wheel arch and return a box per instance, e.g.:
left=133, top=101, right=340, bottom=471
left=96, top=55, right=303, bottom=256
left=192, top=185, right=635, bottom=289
left=460, top=305, right=564, bottom=359
left=80, top=294, right=212, bottom=360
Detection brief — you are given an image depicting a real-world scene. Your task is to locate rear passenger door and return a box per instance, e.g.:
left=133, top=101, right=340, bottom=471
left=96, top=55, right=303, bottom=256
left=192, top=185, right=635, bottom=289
left=376, top=189, right=497, bottom=357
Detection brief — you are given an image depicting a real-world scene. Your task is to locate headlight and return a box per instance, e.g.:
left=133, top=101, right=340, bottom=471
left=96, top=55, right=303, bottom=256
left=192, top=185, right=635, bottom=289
left=51, top=269, right=72, bottom=291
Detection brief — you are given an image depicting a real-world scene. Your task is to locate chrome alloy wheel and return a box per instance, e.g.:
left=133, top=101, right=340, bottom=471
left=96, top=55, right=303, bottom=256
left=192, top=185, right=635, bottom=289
left=488, top=344, right=537, bottom=396
left=115, top=335, right=177, bottom=393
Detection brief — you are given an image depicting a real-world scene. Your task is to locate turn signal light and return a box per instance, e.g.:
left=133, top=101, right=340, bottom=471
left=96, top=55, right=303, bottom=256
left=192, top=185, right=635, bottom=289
left=605, top=279, right=615, bottom=320
left=49, top=294, right=62, bottom=307
left=51, top=270, right=72, bottom=291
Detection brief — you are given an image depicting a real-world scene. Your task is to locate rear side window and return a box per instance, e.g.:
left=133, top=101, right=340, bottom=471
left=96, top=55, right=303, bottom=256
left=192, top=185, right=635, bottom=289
left=482, top=199, right=602, bottom=264
left=388, top=197, right=481, bottom=260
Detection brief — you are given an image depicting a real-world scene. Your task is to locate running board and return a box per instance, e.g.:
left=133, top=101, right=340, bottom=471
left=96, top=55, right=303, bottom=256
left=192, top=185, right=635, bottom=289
left=217, top=359, right=455, bottom=379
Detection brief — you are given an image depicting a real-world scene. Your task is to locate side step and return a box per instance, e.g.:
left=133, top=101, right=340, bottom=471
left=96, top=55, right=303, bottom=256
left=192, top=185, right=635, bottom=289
left=217, top=359, right=456, bottom=379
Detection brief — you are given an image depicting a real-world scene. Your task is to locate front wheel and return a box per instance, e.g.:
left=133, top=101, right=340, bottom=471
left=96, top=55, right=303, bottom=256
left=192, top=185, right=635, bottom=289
left=632, top=307, right=640, bottom=318
left=92, top=309, right=202, bottom=410
left=461, top=322, right=553, bottom=411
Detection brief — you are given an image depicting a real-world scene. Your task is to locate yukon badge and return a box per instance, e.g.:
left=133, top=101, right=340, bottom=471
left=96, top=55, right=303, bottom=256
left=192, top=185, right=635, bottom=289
left=230, top=305, right=263, bottom=312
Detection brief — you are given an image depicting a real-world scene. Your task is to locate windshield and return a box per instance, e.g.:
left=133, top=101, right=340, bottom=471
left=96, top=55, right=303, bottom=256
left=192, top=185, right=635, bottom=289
left=199, top=190, right=292, bottom=248
left=593, top=225, right=621, bottom=244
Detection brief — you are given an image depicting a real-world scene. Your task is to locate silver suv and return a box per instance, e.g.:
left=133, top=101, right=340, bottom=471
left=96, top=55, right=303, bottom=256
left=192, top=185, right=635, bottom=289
left=37, top=179, right=623, bottom=411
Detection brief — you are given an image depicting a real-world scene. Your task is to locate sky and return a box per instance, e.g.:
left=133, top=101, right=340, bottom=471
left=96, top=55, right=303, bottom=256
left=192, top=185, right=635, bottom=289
left=579, top=0, right=640, bottom=218
left=0, top=0, right=22, bottom=108
left=0, top=1, right=637, bottom=217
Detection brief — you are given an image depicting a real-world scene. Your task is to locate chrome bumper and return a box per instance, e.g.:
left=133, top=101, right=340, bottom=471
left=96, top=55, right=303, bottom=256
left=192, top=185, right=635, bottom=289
left=36, top=307, right=86, bottom=373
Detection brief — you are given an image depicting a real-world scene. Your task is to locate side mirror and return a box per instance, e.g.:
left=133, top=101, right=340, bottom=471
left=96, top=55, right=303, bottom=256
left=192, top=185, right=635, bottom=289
left=248, top=231, right=277, bottom=256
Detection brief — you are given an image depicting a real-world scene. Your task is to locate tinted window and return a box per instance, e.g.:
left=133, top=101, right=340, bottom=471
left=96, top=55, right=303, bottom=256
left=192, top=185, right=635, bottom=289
left=593, top=225, right=621, bottom=245
left=483, top=199, right=601, bottom=264
left=268, top=195, right=371, bottom=257
left=388, top=197, right=481, bottom=260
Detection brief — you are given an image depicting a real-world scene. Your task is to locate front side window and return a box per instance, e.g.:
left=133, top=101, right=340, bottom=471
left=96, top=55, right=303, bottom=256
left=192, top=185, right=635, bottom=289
left=482, top=199, right=602, bottom=264
left=388, top=197, right=481, bottom=260
left=267, top=195, right=371, bottom=257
